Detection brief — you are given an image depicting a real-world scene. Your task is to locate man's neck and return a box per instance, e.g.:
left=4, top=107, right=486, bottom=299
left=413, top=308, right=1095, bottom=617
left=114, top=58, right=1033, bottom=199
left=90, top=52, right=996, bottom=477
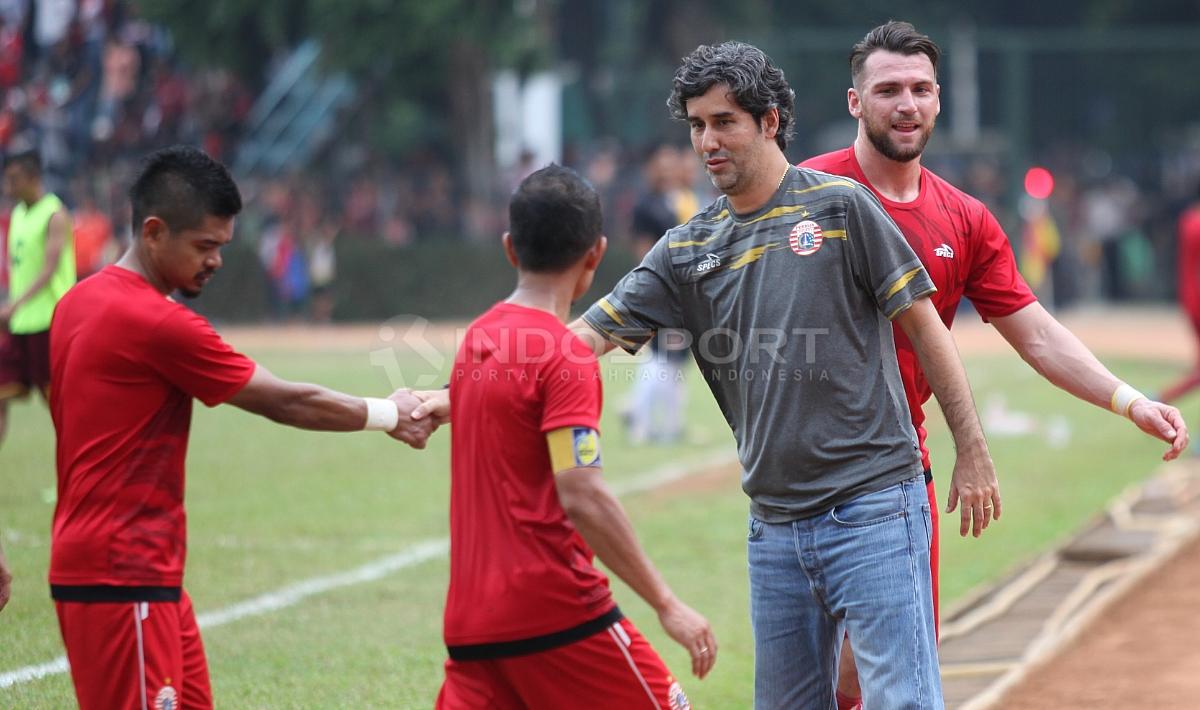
left=115, top=249, right=171, bottom=297
left=727, top=152, right=792, bottom=214
left=21, top=187, right=44, bottom=207
left=853, top=136, right=922, bottom=203
left=506, top=273, right=577, bottom=323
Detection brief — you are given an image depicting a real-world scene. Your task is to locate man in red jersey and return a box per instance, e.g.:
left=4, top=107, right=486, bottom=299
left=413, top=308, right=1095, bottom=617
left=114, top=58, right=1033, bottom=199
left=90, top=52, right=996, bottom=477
left=799, top=21, right=1190, bottom=710
left=49, top=145, right=435, bottom=710
left=1160, top=188, right=1200, bottom=403
left=437, top=164, right=714, bottom=710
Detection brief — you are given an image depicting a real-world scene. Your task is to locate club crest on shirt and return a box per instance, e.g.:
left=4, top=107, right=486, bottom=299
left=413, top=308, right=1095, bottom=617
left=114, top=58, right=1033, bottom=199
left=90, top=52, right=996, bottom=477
left=154, top=685, right=178, bottom=710
left=934, top=243, right=955, bottom=258
left=572, top=427, right=601, bottom=467
left=668, top=680, right=691, bottom=710
left=788, top=220, right=823, bottom=256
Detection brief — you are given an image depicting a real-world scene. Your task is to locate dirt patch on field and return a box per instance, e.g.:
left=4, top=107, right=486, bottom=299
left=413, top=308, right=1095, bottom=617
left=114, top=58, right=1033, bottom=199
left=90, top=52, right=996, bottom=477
left=996, top=530, right=1200, bottom=708
left=645, top=459, right=743, bottom=501
left=951, top=306, right=1192, bottom=364
left=218, top=306, right=1193, bottom=365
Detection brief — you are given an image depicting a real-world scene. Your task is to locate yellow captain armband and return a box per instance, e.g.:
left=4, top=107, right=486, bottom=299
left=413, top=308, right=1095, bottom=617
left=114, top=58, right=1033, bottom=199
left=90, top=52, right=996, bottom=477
left=547, top=427, right=603, bottom=474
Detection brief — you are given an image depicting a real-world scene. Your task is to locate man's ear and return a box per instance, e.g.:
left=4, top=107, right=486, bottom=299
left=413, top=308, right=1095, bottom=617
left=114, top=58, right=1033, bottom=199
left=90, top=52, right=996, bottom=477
left=584, top=236, right=608, bottom=270
left=141, top=216, right=169, bottom=245
left=760, top=106, right=780, bottom=140
left=848, top=87, right=863, bottom=119
left=501, top=232, right=520, bottom=268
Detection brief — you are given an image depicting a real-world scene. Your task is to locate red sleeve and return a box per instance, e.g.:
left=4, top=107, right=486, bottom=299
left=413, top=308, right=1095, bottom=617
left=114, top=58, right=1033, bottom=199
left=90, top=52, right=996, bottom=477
left=148, top=306, right=257, bottom=407
left=964, top=205, right=1037, bottom=321
left=540, top=334, right=602, bottom=433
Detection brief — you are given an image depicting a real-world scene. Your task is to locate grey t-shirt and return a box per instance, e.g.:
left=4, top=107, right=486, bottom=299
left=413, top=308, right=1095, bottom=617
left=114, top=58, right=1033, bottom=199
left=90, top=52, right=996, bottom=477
left=583, top=166, right=935, bottom=522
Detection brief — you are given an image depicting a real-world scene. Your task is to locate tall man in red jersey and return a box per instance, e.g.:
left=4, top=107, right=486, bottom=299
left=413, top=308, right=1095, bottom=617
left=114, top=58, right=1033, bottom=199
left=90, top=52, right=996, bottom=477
left=437, top=165, right=715, bottom=709
left=49, top=145, right=435, bottom=710
left=799, top=21, right=1190, bottom=709
left=1160, top=188, right=1200, bottom=403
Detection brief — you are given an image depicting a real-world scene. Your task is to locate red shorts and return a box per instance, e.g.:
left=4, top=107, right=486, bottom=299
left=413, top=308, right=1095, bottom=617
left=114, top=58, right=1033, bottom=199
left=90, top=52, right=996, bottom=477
left=55, top=590, right=212, bottom=710
left=927, top=479, right=940, bottom=635
left=0, top=329, right=51, bottom=400
left=437, top=617, right=691, bottom=710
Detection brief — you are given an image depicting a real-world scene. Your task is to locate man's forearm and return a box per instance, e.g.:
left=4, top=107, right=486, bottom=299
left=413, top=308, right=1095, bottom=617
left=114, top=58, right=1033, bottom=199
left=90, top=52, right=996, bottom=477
left=902, top=304, right=987, bottom=452
left=231, top=366, right=398, bottom=432
left=922, top=338, right=986, bottom=450
left=562, top=480, right=676, bottom=612
left=993, top=303, right=1123, bottom=411
left=568, top=317, right=618, bottom=358
left=267, top=384, right=375, bottom=431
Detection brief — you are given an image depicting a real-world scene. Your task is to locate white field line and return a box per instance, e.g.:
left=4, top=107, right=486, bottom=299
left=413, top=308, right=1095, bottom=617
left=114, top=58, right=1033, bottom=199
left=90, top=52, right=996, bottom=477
left=0, top=450, right=738, bottom=690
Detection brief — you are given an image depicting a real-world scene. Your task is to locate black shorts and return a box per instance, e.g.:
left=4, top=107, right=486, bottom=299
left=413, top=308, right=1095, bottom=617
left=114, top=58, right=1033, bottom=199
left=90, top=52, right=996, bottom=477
left=0, top=329, right=51, bottom=400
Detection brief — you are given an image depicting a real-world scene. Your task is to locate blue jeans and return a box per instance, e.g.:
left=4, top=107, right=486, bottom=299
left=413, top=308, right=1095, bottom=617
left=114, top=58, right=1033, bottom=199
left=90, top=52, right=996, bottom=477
left=748, top=475, right=941, bottom=709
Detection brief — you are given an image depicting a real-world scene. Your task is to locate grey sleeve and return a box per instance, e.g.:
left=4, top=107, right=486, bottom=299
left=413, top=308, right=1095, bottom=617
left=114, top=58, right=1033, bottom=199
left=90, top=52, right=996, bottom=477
left=581, top=238, right=682, bottom=354
left=845, top=188, right=936, bottom=320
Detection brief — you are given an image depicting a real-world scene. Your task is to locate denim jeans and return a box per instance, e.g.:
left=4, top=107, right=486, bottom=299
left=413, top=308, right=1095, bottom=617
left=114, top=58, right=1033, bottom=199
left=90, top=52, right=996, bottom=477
left=748, top=475, right=941, bottom=709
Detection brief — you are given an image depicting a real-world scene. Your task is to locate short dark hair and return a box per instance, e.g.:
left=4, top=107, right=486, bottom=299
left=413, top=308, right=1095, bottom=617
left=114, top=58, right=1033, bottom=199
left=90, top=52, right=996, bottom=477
left=508, top=164, right=602, bottom=273
left=129, top=145, right=242, bottom=232
left=5, top=149, right=41, bottom=177
left=850, top=21, right=941, bottom=87
left=667, top=41, right=795, bottom=151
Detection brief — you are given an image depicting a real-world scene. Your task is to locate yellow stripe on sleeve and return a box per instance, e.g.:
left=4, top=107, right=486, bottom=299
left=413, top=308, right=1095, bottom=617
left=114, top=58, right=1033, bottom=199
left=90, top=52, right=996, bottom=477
left=786, top=179, right=858, bottom=196
left=596, top=297, right=626, bottom=327
left=883, top=266, right=927, bottom=301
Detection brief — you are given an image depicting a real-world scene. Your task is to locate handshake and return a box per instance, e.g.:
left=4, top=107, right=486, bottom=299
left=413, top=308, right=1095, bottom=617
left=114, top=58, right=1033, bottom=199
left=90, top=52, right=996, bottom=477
left=381, top=387, right=450, bottom=449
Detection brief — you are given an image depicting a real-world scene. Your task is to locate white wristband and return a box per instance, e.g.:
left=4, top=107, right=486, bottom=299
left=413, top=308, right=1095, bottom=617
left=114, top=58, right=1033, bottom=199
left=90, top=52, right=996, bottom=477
left=1110, top=383, right=1146, bottom=419
left=363, top=397, right=400, bottom=431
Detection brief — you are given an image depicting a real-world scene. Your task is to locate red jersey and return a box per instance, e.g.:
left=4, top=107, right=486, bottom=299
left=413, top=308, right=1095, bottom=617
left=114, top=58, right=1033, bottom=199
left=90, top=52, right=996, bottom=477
left=48, top=265, right=255, bottom=594
left=1178, top=204, right=1200, bottom=314
left=444, top=302, right=615, bottom=650
left=801, top=147, right=1036, bottom=469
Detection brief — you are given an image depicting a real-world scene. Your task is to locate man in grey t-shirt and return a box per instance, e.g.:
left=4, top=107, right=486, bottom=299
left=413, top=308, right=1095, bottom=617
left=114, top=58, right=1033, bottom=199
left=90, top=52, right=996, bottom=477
left=572, top=42, right=998, bottom=709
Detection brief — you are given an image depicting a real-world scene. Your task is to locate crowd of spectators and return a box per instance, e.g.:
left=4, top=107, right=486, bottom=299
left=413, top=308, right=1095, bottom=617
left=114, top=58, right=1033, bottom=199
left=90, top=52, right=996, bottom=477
left=0, top=2, right=1195, bottom=322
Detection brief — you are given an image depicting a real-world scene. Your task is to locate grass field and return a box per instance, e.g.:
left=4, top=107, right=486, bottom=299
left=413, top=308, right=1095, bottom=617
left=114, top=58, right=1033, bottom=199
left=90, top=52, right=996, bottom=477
left=0, top=339, right=1181, bottom=708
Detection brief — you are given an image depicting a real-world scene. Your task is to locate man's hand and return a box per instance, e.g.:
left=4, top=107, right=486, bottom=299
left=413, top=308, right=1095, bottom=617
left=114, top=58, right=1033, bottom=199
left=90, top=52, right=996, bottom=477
left=387, top=389, right=436, bottom=448
left=410, top=388, right=450, bottom=426
left=657, top=596, right=717, bottom=679
left=946, top=444, right=1001, bottom=538
left=1129, top=398, right=1190, bottom=461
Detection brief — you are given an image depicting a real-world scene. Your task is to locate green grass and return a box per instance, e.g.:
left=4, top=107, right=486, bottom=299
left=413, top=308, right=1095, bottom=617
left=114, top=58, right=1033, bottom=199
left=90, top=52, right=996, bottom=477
left=0, top=344, right=1181, bottom=708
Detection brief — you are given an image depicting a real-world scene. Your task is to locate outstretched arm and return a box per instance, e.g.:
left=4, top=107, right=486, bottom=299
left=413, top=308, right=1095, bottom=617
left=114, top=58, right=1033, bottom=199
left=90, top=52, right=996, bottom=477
left=896, top=298, right=999, bottom=538
left=991, top=302, right=1188, bottom=461
left=557, top=466, right=717, bottom=679
left=227, top=365, right=434, bottom=447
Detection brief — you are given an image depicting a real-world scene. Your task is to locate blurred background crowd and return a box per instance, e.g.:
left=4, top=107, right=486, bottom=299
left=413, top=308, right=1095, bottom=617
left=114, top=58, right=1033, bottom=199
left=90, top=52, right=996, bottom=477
left=0, top=0, right=1197, bottom=322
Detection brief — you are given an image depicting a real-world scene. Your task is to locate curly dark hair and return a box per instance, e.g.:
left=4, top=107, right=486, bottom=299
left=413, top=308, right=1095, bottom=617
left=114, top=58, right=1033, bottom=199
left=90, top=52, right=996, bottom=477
left=667, top=41, right=795, bottom=151
left=849, top=21, right=941, bottom=88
